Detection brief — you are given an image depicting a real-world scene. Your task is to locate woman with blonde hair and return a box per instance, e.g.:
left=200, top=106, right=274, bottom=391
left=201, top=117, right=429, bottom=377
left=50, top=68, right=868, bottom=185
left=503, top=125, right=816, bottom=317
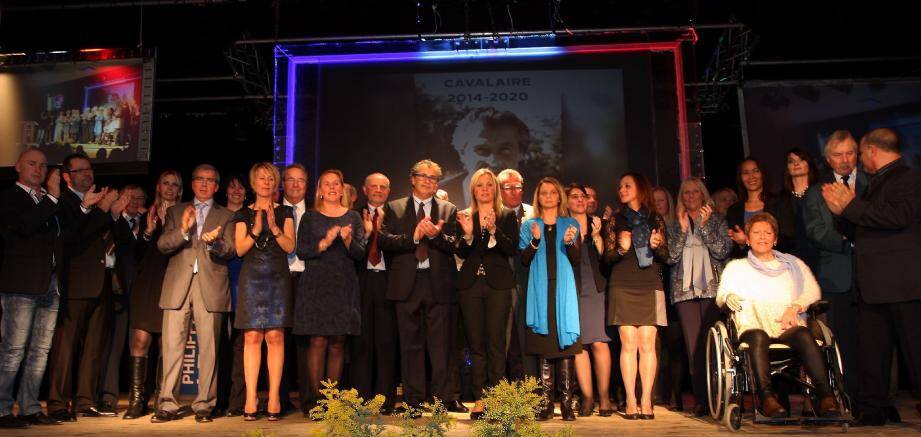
left=665, top=177, right=732, bottom=416
left=294, top=169, right=366, bottom=415
left=123, top=170, right=182, bottom=419
left=520, top=177, right=582, bottom=421
left=455, top=168, right=519, bottom=420
left=233, top=162, right=296, bottom=421
left=652, top=186, right=676, bottom=225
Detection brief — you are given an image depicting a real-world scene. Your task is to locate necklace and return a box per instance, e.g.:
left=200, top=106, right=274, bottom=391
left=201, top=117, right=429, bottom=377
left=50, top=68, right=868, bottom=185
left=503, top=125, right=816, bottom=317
left=791, top=190, right=806, bottom=199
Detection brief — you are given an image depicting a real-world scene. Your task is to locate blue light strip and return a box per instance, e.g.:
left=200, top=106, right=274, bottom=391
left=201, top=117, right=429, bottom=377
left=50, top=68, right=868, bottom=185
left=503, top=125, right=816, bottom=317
left=289, top=46, right=565, bottom=65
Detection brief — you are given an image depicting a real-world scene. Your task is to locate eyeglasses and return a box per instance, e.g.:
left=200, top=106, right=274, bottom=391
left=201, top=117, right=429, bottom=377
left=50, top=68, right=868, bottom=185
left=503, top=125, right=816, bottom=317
left=412, top=172, right=440, bottom=183
left=192, top=177, right=218, bottom=185
left=66, top=167, right=93, bottom=174
left=284, top=177, right=307, bottom=185
left=568, top=194, right=587, bottom=200
left=501, top=184, right=523, bottom=191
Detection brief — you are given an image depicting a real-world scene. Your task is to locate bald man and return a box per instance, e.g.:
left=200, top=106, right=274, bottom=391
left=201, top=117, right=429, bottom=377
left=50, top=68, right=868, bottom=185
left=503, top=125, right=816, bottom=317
left=0, top=148, right=64, bottom=428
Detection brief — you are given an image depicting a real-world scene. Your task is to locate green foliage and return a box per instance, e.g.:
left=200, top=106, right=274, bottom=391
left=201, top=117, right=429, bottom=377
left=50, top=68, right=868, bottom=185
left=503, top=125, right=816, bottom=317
left=470, top=377, right=574, bottom=437
left=242, top=431, right=276, bottom=437
left=309, top=379, right=387, bottom=437
left=393, top=398, right=456, bottom=437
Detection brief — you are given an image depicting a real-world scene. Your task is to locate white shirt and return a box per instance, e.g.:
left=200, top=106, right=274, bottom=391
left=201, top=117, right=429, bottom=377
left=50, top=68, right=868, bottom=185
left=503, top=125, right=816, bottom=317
left=413, top=195, right=433, bottom=270
left=284, top=198, right=306, bottom=273
left=17, top=182, right=57, bottom=205
left=834, top=169, right=857, bottom=191
left=366, top=204, right=386, bottom=271
left=716, top=257, right=820, bottom=338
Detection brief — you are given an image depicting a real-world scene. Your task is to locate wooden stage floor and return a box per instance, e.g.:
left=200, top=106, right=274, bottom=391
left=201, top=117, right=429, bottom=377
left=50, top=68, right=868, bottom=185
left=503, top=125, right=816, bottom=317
left=8, top=394, right=920, bottom=436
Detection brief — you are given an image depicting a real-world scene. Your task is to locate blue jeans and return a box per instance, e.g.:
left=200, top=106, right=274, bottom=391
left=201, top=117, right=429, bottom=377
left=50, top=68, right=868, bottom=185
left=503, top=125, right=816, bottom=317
left=0, top=280, right=59, bottom=416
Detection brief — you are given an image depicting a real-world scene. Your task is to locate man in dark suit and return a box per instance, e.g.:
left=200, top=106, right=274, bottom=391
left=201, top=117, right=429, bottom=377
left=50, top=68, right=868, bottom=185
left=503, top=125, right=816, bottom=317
left=97, top=185, right=146, bottom=414
left=804, top=130, right=867, bottom=406
left=0, top=149, right=64, bottom=428
left=153, top=164, right=237, bottom=423
left=46, top=153, right=126, bottom=421
left=349, top=172, right=399, bottom=415
left=822, top=128, right=921, bottom=426
left=497, top=168, right=535, bottom=381
left=380, top=160, right=466, bottom=416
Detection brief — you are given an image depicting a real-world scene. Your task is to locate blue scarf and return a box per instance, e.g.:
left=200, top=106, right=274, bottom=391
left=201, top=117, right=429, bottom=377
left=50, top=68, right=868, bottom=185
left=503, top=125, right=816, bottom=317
left=623, top=207, right=654, bottom=268
left=519, top=217, right=581, bottom=348
left=746, top=250, right=805, bottom=298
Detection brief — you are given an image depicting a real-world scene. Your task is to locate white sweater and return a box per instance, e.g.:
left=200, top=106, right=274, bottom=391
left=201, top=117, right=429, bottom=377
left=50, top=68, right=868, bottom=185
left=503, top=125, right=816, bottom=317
left=716, top=257, right=820, bottom=338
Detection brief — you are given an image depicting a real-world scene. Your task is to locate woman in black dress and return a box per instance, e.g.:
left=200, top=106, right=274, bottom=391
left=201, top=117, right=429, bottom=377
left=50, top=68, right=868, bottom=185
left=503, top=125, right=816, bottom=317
left=565, top=184, right=613, bottom=417
left=294, top=169, right=365, bottom=412
left=520, top=177, right=582, bottom=421
left=604, top=172, right=668, bottom=420
left=455, top=168, right=518, bottom=420
left=726, top=157, right=792, bottom=258
left=778, top=148, right=819, bottom=268
left=123, top=170, right=182, bottom=419
left=233, top=162, right=296, bottom=421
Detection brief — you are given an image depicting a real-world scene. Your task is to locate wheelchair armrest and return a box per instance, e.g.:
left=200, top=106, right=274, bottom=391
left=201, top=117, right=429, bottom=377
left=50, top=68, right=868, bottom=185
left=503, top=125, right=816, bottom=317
left=807, top=300, right=830, bottom=317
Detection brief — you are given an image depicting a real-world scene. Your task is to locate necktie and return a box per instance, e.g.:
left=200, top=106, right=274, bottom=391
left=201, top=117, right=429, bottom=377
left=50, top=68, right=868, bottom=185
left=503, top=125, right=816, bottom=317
left=368, top=208, right=382, bottom=266
left=128, top=217, right=138, bottom=237
left=415, top=201, right=428, bottom=262
left=841, top=174, right=851, bottom=190
left=196, top=203, right=207, bottom=237
left=516, top=206, right=524, bottom=227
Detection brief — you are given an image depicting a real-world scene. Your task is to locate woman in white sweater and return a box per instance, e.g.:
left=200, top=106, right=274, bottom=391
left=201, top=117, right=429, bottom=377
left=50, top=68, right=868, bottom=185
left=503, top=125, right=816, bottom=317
left=716, top=212, right=838, bottom=418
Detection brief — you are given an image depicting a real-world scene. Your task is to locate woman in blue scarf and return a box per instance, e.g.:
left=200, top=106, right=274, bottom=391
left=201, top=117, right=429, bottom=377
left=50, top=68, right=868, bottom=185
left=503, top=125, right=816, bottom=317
left=604, top=172, right=669, bottom=420
left=519, top=177, right=582, bottom=421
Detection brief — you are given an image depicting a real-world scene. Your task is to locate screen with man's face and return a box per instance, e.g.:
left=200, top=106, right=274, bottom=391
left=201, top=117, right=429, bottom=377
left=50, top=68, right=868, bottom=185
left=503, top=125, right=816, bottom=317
left=289, top=49, right=683, bottom=209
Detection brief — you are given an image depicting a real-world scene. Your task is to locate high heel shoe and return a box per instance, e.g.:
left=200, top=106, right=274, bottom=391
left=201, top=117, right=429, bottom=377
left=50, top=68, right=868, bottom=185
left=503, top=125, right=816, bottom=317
left=266, top=411, right=282, bottom=421
left=639, top=406, right=655, bottom=420
left=622, top=406, right=639, bottom=420
left=243, top=411, right=259, bottom=421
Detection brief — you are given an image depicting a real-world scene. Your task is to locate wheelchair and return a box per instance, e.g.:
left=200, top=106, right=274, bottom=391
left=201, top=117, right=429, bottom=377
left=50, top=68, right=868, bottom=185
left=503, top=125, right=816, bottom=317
left=706, top=300, right=852, bottom=432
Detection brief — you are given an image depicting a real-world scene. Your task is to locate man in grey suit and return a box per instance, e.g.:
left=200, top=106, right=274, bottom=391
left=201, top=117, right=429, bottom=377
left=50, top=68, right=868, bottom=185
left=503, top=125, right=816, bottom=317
left=152, top=164, right=236, bottom=423
left=804, top=130, right=866, bottom=406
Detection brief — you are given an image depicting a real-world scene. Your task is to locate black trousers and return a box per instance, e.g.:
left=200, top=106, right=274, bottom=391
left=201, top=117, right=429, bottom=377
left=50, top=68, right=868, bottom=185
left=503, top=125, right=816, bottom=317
left=349, top=270, right=398, bottom=405
left=739, top=326, right=831, bottom=398
left=675, top=298, right=721, bottom=407
left=458, top=278, right=513, bottom=400
left=47, top=275, right=113, bottom=413
left=98, top=293, right=129, bottom=405
left=823, top=291, right=859, bottom=401
left=857, top=298, right=921, bottom=417
left=394, top=270, right=453, bottom=405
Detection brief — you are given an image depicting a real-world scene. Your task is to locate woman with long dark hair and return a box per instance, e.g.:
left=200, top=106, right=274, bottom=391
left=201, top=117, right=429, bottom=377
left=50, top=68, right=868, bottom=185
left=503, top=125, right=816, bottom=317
left=725, top=157, right=790, bottom=258
left=604, top=172, right=669, bottom=420
left=778, top=147, right=819, bottom=267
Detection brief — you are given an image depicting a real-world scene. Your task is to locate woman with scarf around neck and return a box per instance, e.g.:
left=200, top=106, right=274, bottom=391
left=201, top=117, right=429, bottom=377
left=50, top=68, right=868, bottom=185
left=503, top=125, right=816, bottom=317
left=603, top=172, right=669, bottom=420
left=519, top=177, right=582, bottom=421
left=665, top=178, right=732, bottom=417
left=716, top=212, right=839, bottom=419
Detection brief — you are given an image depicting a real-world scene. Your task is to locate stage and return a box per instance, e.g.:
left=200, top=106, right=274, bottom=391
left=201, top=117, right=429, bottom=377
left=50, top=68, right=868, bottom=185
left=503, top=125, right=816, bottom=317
left=10, top=393, right=921, bottom=436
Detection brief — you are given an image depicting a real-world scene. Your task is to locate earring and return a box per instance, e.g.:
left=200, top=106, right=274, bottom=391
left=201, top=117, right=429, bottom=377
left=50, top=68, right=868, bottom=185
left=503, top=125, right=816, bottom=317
left=319, top=195, right=323, bottom=199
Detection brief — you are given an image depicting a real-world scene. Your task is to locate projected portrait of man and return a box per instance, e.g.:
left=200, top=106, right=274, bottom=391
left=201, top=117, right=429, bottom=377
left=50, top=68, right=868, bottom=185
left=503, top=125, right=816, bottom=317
left=451, top=108, right=530, bottom=200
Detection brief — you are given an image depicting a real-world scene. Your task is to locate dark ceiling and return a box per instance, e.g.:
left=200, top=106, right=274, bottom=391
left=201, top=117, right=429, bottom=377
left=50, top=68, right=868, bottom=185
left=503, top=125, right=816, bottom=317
left=1, top=0, right=919, bottom=190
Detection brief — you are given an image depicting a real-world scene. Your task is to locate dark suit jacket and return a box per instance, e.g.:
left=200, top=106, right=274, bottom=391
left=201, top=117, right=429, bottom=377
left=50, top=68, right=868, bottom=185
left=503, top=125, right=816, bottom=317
left=841, top=159, right=921, bottom=303
left=455, top=208, right=518, bottom=291
left=725, top=192, right=791, bottom=258
left=0, top=185, right=63, bottom=295
left=575, top=219, right=607, bottom=295
left=113, top=214, right=143, bottom=294
left=60, top=188, right=114, bottom=299
left=379, top=195, right=458, bottom=303
left=803, top=171, right=868, bottom=294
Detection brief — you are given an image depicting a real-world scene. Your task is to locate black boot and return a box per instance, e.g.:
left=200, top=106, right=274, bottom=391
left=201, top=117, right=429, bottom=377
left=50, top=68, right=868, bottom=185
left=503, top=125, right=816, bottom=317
left=123, top=357, right=148, bottom=419
left=536, top=358, right=555, bottom=421
left=559, top=357, right=576, bottom=421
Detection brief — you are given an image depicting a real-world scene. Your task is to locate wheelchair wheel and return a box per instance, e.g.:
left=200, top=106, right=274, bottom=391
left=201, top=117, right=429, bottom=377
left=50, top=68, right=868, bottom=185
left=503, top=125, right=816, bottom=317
left=706, top=323, right=731, bottom=421
left=723, top=403, right=742, bottom=432
left=828, top=340, right=852, bottom=414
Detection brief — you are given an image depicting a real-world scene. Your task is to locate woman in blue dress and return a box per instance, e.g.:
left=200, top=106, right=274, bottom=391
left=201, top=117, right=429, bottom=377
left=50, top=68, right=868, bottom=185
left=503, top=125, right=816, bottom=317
left=233, top=162, right=296, bottom=421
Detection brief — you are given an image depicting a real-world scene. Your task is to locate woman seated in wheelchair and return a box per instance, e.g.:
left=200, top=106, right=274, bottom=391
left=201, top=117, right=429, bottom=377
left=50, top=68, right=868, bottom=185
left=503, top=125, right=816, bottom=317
left=716, top=212, right=839, bottom=418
